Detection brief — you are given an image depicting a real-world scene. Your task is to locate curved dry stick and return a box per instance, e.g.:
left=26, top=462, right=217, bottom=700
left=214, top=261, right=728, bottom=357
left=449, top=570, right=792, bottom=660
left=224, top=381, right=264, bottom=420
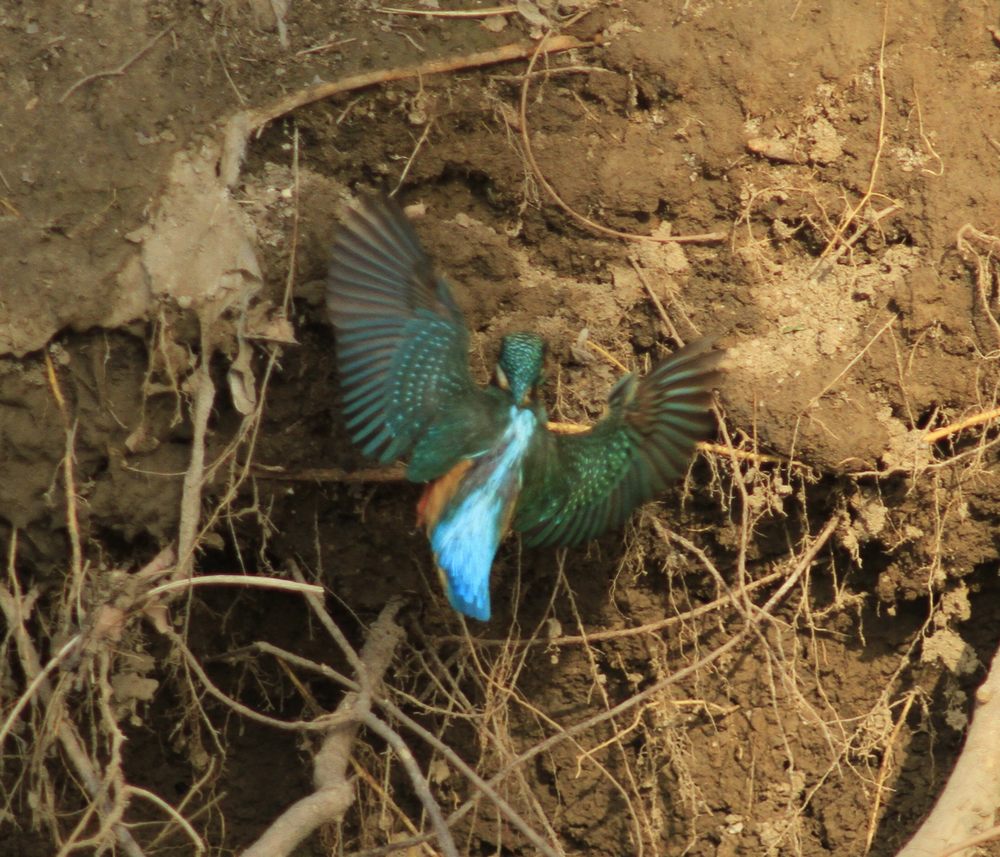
left=377, top=3, right=516, bottom=17
left=925, top=407, right=1000, bottom=444
left=59, top=27, right=172, bottom=103
left=895, top=642, right=1000, bottom=857
left=518, top=33, right=726, bottom=245
left=144, top=575, right=323, bottom=600
left=0, top=632, right=81, bottom=748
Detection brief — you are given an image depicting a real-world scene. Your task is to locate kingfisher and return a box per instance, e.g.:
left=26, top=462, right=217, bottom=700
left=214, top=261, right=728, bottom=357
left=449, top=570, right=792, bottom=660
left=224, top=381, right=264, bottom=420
left=327, top=196, right=722, bottom=622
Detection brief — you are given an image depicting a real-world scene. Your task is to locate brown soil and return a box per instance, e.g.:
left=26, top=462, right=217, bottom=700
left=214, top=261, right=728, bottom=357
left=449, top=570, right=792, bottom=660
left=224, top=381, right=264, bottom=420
left=2, top=1, right=1000, bottom=855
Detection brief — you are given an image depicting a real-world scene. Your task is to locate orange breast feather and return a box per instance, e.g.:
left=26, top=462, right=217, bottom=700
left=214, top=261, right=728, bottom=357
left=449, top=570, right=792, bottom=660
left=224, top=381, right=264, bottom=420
left=416, top=459, right=475, bottom=533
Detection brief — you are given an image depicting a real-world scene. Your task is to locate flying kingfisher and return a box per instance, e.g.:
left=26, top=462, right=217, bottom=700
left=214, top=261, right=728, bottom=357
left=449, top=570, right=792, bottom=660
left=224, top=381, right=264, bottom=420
left=327, top=196, right=722, bottom=622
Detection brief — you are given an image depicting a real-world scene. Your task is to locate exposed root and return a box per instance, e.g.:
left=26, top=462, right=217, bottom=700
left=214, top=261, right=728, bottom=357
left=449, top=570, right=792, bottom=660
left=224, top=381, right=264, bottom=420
left=239, top=599, right=420, bottom=857
left=220, top=35, right=599, bottom=185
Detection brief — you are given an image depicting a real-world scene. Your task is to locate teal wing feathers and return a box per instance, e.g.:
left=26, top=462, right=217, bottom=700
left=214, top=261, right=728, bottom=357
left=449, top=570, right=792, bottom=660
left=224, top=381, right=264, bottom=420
left=327, top=196, right=504, bottom=481
left=513, top=338, right=722, bottom=547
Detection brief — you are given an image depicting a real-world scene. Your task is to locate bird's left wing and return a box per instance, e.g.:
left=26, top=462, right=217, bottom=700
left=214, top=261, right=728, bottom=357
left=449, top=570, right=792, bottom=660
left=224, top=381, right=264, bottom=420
left=327, top=196, right=499, bottom=478
left=513, top=339, right=722, bottom=547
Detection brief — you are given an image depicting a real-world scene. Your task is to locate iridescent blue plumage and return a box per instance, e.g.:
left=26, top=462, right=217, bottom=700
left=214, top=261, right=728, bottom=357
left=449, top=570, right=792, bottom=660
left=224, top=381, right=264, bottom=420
left=327, top=196, right=722, bottom=621
left=429, top=406, right=537, bottom=620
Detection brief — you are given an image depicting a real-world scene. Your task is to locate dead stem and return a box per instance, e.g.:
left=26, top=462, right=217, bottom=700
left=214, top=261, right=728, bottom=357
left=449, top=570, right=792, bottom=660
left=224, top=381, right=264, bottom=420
left=806, top=314, right=897, bottom=409
left=252, top=440, right=795, bottom=483
left=924, top=405, right=1000, bottom=444
left=249, top=463, right=408, bottom=482
left=434, top=568, right=787, bottom=647
left=629, top=257, right=685, bottom=342
left=144, top=574, right=324, bottom=600
left=863, top=690, right=916, bottom=854
left=44, top=351, right=85, bottom=628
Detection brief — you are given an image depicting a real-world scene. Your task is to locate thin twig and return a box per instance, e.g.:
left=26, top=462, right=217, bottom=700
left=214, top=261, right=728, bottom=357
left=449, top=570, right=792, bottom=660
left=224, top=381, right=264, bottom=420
left=44, top=351, right=85, bottom=627
left=378, top=4, right=517, bottom=17
left=289, top=561, right=369, bottom=681
left=434, top=569, right=787, bottom=647
left=0, top=632, right=81, bottom=748
left=806, top=314, right=897, bottom=408
left=392, top=120, right=434, bottom=196
left=169, top=628, right=339, bottom=733
left=585, top=338, right=630, bottom=372
left=281, top=127, right=301, bottom=316
left=863, top=691, right=916, bottom=854
left=249, top=463, right=408, bottom=482
left=810, top=203, right=902, bottom=280
left=144, top=574, right=324, bottom=600
left=295, top=37, right=357, bottom=57
left=362, top=714, right=460, bottom=857
left=59, top=27, right=172, bottom=102
left=629, top=257, right=684, bottom=342
left=125, top=786, right=206, bottom=854
left=252, top=440, right=793, bottom=483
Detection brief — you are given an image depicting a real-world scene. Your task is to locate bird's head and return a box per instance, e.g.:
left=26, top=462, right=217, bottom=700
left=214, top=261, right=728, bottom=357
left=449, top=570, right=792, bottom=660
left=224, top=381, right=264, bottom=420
left=495, top=333, right=545, bottom=405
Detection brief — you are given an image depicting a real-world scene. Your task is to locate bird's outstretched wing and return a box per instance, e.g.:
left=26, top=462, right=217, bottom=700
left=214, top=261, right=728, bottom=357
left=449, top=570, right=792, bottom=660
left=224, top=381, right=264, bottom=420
left=327, top=196, right=502, bottom=481
left=513, top=339, right=722, bottom=547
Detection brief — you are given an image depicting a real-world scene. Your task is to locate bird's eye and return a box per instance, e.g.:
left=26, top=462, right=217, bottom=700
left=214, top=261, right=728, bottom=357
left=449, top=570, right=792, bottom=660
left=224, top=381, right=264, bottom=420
left=496, top=365, right=510, bottom=391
